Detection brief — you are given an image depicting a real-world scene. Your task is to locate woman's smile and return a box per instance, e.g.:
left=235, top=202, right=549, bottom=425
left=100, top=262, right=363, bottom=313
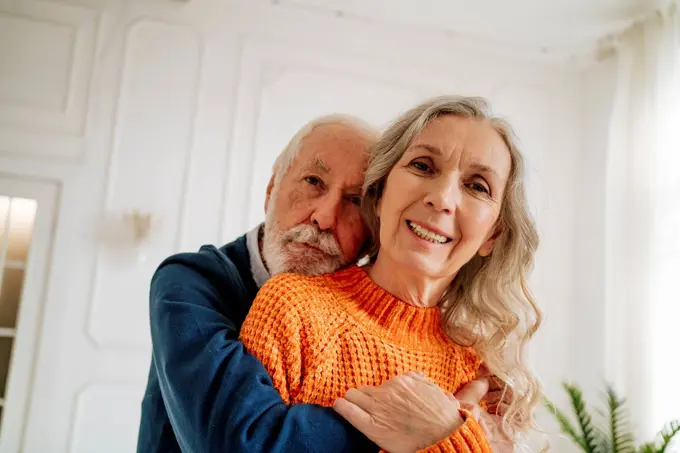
left=405, top=220, right=453, bottom=246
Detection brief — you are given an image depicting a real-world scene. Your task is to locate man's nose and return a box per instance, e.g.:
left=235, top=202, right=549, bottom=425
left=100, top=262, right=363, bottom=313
left=423, top=178, right=460, bottom=214
left=310, top=191, right=342, bottom=230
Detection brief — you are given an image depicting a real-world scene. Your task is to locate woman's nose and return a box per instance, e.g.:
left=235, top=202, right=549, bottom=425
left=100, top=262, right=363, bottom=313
left=423, top=180, right=460, bottom=214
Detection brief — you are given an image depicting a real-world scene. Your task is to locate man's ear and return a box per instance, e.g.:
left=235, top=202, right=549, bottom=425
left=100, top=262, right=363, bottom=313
left=478, top=222, right=503, bottom=257
left=264, top=173, right=276, bottom=213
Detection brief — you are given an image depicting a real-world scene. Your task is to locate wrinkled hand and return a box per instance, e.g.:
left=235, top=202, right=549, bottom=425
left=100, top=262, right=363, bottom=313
left=454, top=370, right=515, bottom=453
left=333, top=372, right=463, bottom=453
left=481, top=372, right=514, bottom=416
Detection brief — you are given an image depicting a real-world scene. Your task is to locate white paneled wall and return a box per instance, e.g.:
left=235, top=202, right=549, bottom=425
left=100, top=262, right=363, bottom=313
left=0, top=0, right=598, bottom=451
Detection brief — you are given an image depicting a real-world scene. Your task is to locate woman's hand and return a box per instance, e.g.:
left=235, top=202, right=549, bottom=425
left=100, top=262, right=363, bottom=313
left=454, top=371, right=516, bottom=453
left=333, top=371, right=488, bottom=453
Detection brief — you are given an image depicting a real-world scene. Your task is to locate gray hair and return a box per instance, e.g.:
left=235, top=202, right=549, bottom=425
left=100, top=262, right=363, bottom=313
left=361, top=95, right=542, bottom=439
left=272, top=114, right=378, bottom=184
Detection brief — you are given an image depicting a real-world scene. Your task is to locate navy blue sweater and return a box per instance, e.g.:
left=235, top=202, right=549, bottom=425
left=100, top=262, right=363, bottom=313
left=137, top=235, right=377, bottom=452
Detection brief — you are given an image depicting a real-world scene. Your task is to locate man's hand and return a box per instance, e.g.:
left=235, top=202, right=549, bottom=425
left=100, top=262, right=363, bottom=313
left=333, top=372, right=464, bottom=453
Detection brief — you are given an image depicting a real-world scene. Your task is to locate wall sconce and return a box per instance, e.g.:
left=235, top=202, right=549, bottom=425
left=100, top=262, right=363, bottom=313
left=123, top=210, right=157, bottom=242
left=122, top=209, right=159, bottom=262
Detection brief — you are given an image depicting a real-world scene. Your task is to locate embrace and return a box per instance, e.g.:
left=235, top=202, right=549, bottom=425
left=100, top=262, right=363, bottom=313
left=137, top=96, right=543, bottom=453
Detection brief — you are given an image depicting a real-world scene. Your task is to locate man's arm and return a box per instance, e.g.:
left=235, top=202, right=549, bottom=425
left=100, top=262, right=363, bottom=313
left=149, top=246, right=377, bottom=453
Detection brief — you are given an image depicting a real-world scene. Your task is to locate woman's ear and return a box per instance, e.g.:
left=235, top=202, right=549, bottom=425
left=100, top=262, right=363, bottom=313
left=264, top=173, right=276, bottom=213
left=376, top=194, right=382, bottom=219
left=479, top=221, right=503, bottom=257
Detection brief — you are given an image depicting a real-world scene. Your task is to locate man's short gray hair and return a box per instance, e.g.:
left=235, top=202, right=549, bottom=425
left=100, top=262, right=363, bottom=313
left=272, top=114, right=378, bottom=184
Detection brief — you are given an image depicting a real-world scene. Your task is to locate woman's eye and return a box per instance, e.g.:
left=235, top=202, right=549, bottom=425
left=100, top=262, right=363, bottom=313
left=468, top=182, right=490, bottom=194
left=305, top=176, right=322, bottom=187
left=410, top=161, right=433, bottom=173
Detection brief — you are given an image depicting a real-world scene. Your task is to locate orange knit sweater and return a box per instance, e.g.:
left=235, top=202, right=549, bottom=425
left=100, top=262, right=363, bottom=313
left=240, top=264, right=492, bottom=453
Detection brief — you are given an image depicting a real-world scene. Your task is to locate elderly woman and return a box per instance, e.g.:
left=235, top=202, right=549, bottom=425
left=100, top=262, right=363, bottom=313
left=240, top=96, right=542, bottom=452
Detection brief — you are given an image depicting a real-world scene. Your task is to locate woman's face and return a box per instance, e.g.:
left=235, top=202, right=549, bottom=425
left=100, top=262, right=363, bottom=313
left=376, top=115, right=512, bottom=281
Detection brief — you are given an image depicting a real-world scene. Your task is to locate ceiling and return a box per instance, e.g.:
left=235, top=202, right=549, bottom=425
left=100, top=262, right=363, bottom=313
left=281, top=0, right=662, bottom=57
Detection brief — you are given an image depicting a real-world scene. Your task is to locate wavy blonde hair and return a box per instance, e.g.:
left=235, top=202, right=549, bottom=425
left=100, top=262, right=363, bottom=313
left=361, top=95, right=542, bottom=437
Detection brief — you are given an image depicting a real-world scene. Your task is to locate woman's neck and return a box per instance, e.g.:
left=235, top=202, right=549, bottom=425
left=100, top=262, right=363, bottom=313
left=366, top=252, right=453, bottom=308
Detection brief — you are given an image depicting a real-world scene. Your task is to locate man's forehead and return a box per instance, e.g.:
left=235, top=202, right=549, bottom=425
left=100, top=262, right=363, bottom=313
left=294, top=149, right=366, bottom=191
left=295, top=126, right=369, bottom=165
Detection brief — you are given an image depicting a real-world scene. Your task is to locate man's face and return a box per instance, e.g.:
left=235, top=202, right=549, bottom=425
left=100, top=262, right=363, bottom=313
left=263, top=123, right=370, bottom=276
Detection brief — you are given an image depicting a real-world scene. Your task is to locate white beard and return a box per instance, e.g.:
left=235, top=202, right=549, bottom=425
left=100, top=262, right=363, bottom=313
left=262, top=191, right=347, bottom=276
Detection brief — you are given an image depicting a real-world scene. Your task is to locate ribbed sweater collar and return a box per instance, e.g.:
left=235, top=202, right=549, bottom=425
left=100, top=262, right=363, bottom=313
left=327, top=265, right=452, bottom=348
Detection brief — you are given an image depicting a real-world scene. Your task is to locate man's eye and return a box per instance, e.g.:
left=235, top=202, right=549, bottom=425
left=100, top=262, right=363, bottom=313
left=305, top=176, right=322, bottom=187
left=348, top=196, right=361, bottom=206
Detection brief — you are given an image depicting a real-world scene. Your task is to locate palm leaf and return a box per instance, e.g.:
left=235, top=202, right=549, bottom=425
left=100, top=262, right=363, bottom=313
left=545, top=382, right=679, bottom=453
left=638, top=442, right=657, bottom=453
left=544, top=395, right=589, bottom=451
left=657, top=421, right=680, bottom=453
left=606, top=385, right=636, bottom=453
left=564, top=382, right=603, bottom=453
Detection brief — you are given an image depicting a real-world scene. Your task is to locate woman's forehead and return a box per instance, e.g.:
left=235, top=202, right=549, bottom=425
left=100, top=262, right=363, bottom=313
left=406, top=116, right=511, bottom=177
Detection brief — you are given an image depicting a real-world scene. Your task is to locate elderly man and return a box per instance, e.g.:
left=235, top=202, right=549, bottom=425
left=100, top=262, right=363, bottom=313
left=136, top=115, right=497, bottom=453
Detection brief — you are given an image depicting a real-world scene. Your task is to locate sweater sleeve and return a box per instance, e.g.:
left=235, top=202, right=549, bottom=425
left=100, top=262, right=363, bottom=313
left=148, top=246, right=377, bottom=453
left=240, top=276, right=304, bottom=404
left=416, top=410, right=493, bottom=453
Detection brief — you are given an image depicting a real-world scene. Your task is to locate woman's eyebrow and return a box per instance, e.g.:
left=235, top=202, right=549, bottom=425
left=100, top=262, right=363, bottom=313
left=469, top=162, right=500, bottom=179
left=409, top=144, right=442, bottom=155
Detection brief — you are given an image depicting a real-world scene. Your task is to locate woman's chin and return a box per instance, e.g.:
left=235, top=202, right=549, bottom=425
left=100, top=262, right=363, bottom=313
left=393, top=253, right=448, bottom=279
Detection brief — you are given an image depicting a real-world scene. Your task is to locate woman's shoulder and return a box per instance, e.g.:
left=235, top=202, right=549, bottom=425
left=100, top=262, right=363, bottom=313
left=254, top=271, right=340, bottom=311
left=260, top=272, right=329, bottom=296
left=454, top=344, right=485, bottom=377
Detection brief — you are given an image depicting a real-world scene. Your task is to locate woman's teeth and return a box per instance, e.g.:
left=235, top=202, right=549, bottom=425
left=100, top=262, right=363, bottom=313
left=407, top=221, right=450, bottom=244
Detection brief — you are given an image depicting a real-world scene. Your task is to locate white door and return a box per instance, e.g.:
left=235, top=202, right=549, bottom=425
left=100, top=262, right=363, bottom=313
left=0, top=176, right=58, bottom=453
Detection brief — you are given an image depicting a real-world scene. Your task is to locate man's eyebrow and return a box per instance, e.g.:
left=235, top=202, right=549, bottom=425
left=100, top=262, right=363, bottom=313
left=315, top=158, right=329, bottom=172
left=410, top=144, right=442, bottom=155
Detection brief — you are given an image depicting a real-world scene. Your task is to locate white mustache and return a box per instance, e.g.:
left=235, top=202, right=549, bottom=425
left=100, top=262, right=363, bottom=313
left=282, top=224, right=343, bottom=258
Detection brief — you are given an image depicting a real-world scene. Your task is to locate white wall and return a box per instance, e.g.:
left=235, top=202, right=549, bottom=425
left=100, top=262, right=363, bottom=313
left=571, top=56, right=618, bottom=397
left=0, top=0, right=599, bottom=451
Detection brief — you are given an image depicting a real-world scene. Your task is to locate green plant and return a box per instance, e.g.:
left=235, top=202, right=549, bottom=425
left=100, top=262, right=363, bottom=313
left=544, top=382, right=680, bottom=453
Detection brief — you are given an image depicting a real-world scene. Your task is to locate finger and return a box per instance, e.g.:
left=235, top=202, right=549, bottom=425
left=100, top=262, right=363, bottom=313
left=403, top=371, right=443, bottom=392
left=476, top=364, right=491, bottom=378
left=405, top=371, right=430, bottom=383
left=344, top=388, right=377, bottom=413
left=333, top=398, right=374, bottom=432
left=455, top=377, right=489, bottom=404
left=488, top=375, right=506, bottom=392
left=462, top=402, right=482, bottom=421
left=491, top=402, right=514, bottom=418
left=458, top=400, right=477, bottom=414
left=483, top=390, right=509, bottom=407
left=477, top=414, right=493, bottom=439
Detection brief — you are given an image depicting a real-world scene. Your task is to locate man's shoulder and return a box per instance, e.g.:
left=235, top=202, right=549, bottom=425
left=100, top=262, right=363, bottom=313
left=156, top=236, right=248, bottom=276
left=151, top=235, right=257, bottom=305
